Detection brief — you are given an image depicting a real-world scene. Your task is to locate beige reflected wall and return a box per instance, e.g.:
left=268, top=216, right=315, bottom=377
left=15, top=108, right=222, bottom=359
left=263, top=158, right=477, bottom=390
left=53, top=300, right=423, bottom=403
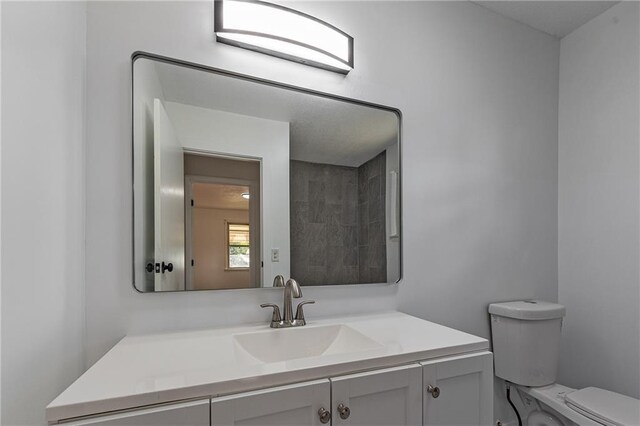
left=185, top=154, right=260, bottom=183
left=192, top=207, right=250, bottom=290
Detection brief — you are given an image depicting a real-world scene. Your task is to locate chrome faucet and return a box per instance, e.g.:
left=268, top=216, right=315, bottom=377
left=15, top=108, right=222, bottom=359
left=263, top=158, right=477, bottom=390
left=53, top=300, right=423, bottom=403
left=272, top=274, right=285, bottom=288
left=261, top=275, right=315, bottom=328
left=282, top=278, right=302, bottom=323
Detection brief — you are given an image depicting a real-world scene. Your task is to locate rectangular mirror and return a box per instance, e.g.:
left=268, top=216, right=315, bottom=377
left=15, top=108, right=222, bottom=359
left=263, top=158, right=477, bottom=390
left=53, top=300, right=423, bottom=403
left=132, top=53, right=402, bottom=292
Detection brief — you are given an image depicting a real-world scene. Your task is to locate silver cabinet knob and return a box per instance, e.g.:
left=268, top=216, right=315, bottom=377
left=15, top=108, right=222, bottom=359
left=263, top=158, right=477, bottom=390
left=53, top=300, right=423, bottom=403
left=337, top=403, right=351, bottom=419
left=318, top=407, right=331, bottom=424
left=427, top=385, right=440, bottom=398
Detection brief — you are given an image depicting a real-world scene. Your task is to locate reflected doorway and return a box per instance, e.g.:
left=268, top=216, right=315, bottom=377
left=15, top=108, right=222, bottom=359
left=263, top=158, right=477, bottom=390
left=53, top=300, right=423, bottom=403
left=184, top=154, right=260, bottom=290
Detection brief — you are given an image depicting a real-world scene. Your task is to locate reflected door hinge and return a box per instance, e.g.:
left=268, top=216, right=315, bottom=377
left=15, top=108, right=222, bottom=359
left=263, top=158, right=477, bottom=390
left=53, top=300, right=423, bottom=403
left=191, top=259, right=194, bottom=266
left=190, top=199, right=194, bottom=206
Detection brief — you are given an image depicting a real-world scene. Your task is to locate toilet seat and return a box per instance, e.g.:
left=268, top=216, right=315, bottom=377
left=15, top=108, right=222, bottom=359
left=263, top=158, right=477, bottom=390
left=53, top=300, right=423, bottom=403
left=519, top=384, right=640, bottom=426
left=519, top=384, right=600, bottom=425
left=564, top=387, right=640, bottom=426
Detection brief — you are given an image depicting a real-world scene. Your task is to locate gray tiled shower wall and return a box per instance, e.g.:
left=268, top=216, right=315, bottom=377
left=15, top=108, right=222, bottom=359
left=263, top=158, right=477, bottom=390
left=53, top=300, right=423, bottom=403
left=290, top=152, right=386, bottom=285
left=357, top=152, right=387, bottom=283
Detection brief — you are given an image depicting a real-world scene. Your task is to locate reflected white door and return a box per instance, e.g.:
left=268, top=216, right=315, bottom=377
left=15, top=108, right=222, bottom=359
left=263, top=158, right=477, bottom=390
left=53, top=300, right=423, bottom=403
left=154, top=98, right=184, bottom=291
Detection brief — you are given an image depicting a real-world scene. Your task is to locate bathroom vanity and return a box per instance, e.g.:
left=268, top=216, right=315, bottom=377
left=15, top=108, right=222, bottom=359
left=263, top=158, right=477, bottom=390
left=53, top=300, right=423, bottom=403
left=47, top=312, right=493, bottom=425
left=50, top=53, right=496, bottom=426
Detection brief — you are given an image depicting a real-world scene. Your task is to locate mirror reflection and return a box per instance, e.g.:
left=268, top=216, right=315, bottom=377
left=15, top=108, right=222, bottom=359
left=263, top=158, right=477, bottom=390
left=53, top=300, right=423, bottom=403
left=133, top=54, right=401, bottom=292
left=185, top=154, right=261, bottom=290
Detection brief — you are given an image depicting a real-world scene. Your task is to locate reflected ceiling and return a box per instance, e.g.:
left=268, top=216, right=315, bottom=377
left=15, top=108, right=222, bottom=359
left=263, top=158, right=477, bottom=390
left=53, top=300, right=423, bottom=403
left=155, top=62, right=398, bottom=167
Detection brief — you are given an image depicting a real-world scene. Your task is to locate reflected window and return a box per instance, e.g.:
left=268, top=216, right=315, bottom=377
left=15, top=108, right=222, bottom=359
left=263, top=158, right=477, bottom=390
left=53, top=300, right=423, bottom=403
left=227, top=223, right=250, bottom=269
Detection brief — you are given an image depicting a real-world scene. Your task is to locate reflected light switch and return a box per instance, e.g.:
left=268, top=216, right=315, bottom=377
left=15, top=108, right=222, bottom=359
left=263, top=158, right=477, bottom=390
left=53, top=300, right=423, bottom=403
left=271, top=248, right=280, bottom=262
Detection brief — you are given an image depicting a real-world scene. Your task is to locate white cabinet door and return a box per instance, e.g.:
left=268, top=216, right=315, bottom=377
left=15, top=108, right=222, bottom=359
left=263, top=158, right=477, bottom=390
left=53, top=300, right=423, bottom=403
left=63, top=399, right=210, bottom=426
left=210, top=379, right=330, bottom=426
left=421, top=351, right=493, bottom=426
left=330, top=364, right=422, bottom=426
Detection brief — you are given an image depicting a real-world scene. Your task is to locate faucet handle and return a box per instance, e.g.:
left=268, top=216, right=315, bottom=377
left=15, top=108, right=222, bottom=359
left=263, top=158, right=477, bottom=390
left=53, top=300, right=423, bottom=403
left=294, top=300, right=315, bottom=323
left=260, top=303, right=282, bottom=323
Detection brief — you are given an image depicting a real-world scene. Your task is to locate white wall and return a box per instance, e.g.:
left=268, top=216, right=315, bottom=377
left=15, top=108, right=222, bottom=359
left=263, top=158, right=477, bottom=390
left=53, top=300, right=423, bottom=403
left=558, top=1, right=640, bottom=399
left=163, top=101, right=291, bottom=285
left=390, top=5, right=560, bottom=421
left=395, top=3, right=559, bottom=338
left=1, top=2, right=86, bottom=425
left=84, top=2, right=559, bottom=387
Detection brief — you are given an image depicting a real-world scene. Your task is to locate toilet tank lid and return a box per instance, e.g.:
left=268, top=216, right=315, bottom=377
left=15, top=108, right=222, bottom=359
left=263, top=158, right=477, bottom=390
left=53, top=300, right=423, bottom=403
left=565, top=387, right=640, bottom=426
left=488, top=300, right=565, bottom=320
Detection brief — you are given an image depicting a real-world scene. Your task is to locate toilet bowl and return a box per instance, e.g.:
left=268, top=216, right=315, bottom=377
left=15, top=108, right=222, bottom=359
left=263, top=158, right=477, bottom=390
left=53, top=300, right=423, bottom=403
left=527, top=410, right=565, bottom=426
left=488, top=301, right=640, bottom=426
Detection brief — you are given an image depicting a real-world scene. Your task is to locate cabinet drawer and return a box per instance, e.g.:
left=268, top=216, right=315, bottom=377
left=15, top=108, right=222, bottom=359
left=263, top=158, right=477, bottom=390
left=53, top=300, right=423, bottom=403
left=211, top=379, right=330, bottom=426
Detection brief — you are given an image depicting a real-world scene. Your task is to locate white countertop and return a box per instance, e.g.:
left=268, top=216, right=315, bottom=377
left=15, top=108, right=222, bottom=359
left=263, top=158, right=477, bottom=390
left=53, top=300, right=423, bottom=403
left=47, top=312, right=488, bottom=423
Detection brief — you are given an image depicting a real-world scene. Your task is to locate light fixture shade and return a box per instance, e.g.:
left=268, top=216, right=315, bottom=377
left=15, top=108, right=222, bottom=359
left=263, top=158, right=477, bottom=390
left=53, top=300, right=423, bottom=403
left=214, top=0, right=354, bottom=74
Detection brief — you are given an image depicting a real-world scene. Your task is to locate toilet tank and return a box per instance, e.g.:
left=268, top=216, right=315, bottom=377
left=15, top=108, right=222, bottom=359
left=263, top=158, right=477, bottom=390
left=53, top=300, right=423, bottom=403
left=489, top=300, right=565, bottom=386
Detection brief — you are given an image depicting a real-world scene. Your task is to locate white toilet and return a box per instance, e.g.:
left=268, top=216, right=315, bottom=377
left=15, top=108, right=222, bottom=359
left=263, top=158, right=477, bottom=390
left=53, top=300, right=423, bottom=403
left=489, top=300, right=640, bottom=426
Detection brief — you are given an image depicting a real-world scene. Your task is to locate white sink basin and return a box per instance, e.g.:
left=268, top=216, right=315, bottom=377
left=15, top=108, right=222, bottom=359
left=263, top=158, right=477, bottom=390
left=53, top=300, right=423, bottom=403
left=233, top=324, right=383, bottom=363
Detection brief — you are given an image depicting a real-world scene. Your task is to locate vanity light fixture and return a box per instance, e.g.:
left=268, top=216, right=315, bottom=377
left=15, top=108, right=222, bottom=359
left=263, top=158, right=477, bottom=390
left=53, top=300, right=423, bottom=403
left=214, top=0, right=354, bottom=74
left=241, top=192, right=250, bottom=199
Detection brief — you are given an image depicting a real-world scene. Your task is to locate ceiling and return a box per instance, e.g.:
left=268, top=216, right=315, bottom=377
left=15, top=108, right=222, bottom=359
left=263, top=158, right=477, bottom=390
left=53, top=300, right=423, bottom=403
left=154, top=61, right=398, bottom=168
left=192, top=182, right=250, bottom=211
left=472, top=1, right=619, bottom=38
